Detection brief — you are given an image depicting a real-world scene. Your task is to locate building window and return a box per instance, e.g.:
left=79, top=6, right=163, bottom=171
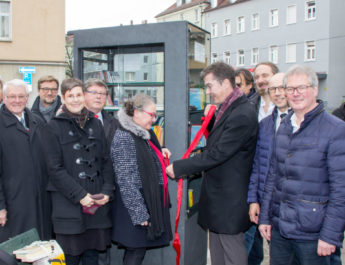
left=143, top=72, right=148, bottom=81
left=237, top=16, right=245, bottom=33
left=211, top=0, right=217, bottom=8
left=211, top=53, right=218, bottom=63
left=305, top=1, right=316, bottom=20
left=143, top=55, right=149, bottom=64
left=305, top=41, right=315, bottom=61
left=224, top=19, right=231, bottom=35
left=211, top=22, right=218, bottom=38
left=177, top=0, right=182, bottom=7
left=251, top=48, right=259, bottom=65
left=269, top=9, right=279, bottom=27
left=237, top=49, right=244, bottom=66
left=0, top=0, right=11, bottom=40
left=251, top=13, right=260, bottom=30
left=287, top=5, right=297, bottom=24
left=286, top=43, right=296, bottom=63
left=269, top=45, right=278, bottom=64
left=224, top=51, right=231, bottom=65
left=195, top=9, right=199, bottom=22
left=125, top=72, right=135, bottom=81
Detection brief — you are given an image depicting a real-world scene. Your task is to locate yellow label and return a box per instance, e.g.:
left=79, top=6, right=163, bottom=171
left=50, top=253, right=66, bottom=264
left=188, top=189, right=194, bottom=208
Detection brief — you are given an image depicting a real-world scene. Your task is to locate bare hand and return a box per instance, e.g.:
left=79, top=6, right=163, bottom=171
left=249, top=203, right=260, bottom=224
left=162, top=148, right=172, bottom=159
left=0, top=209, right=7, bottom=227
left=141, top=221, right=148, bottom=226
left=94, top=194, right=109, bottom=205
left=80, top=193, right=94, bottom=207
left=317, top=239, right=336, bottom=256
left=204, top=104, right=216, bottom=116
left=258, top=224, right=271, bottom=241
left=166, top=164, right=175, bottom=179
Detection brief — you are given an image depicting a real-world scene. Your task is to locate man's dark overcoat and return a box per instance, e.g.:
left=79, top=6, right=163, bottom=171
left=0, top=105, right=51, bottom=242
left=174, top=95, right=258, bottom=234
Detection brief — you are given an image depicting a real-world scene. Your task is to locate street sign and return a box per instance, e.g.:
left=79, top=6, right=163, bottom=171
left=19, top=66, right=36, bottom=74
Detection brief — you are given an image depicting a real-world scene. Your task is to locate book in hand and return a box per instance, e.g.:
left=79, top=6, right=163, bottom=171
left=82, top=194, right=104, bottom=215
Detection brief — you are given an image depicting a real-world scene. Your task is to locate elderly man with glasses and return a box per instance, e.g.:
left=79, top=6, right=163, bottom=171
left=31, top=75, right=62, bottom=122
left=258, top=65, right=345, bottom=265
left=0, top=79, right=52, bottom=242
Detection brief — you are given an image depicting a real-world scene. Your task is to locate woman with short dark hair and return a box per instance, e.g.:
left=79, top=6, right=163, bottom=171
left=42, top=78, right=114, bottom=265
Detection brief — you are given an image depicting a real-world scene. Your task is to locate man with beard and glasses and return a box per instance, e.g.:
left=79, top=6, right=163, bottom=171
left=31, top=75, right=62, bottom=123
left=251, top=62, right=279, bottom=122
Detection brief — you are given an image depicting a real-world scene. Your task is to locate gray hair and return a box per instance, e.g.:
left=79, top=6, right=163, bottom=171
left=123, top=93, right=155, bottom=117
left=3, top=79, right=30, bottom=94
left=84, top=78, right=108, bottom=92
left=283, top=65, right=318, bottom=88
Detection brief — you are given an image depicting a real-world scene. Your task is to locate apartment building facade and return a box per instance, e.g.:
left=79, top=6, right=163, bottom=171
left=0, top=0, right=65, bottom=106
left=205, top=0, right=345, bottom=110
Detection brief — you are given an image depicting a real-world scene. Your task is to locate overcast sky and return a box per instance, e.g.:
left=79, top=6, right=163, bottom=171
left=65, top=0, right=175, bottom=32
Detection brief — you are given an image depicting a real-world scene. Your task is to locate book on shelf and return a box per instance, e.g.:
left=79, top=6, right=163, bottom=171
left=84, top=71, right=120, bottom=83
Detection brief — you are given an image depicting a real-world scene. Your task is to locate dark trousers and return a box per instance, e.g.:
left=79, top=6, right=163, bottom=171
left=270, top=229, right=330, bottom=265
left=123, top=247, right=146, bottom=265
left=245, top=225, right=264, bottom=265
left=65, top=250, right=99, bottom=265
left=209, top=230, right=248, bottom=265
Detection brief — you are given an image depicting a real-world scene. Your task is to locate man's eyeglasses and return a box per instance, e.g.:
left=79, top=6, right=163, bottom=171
left=6, top=95, right=28, bottom=101
left=85, top=90, right=108, bottom=97
left=140, top=109, right=157, bottom=119
left=285, top=85, right=312, bottom=95
left=40, top=87, right=58, bottom=92
left=268, top=86, right=285, bottom=94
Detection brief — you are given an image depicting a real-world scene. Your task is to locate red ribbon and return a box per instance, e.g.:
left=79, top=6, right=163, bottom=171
left=173, top=105, right=216, bottom=265
left=148, top=140, right=169, bottom=205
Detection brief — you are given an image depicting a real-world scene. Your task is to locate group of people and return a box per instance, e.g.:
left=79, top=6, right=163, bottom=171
left=0, top=59, right=344, bottom=265
left=166, top=62, right=345, bottom=265
left=0, top=76, right=171, bottom=265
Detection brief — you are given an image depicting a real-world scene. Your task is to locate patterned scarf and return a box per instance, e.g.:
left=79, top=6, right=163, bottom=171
left=214, top=86, right=244, bottom=125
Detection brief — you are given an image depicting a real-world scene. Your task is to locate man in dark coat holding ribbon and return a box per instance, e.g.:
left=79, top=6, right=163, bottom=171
left=166, top=62, right=258, bottom=265
left=0, top=79, right=51, bottom=243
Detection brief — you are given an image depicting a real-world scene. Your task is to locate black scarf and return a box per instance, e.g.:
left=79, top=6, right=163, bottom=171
left=62, top=104, right=89, bottom=128
left=133, top=134, right=165, bottom=241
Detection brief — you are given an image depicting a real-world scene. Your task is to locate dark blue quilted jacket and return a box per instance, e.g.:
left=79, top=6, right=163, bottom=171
left=260, top=101, right=345, bottom=247
left=247, top=108, right=277, bottom=204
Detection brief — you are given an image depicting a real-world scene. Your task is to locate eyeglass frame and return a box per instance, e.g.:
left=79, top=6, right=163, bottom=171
left=40, top=87, right=59, bottom=92
left=85, top=90, right=108, bottom=97
left=138, top=108, right=157, bottom=119
left=268, top=86, right=285, bottom=94
left=284, top=84, right=313, bottom=95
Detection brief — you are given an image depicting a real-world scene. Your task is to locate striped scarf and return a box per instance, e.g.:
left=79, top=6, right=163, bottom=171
left=215, top=86, right=244, bottom=125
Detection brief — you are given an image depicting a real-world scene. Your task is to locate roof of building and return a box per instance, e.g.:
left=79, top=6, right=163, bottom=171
left=204, top=0, right=249, bottom=12
left=155, top=0, right=209, bottom=18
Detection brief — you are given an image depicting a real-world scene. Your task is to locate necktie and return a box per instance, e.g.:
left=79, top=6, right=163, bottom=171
left=280, top=113, right=287, bottom=119
left=20, top=117, right=28, bottom=131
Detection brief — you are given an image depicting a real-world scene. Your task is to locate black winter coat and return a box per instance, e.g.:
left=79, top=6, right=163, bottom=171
left=332, top=102, right=345, bottom=122
left=41, top=111, right=114, bottom=235
left=0, top=105, right=52, bottom=242
left=174, top=96, right=258, bottom=234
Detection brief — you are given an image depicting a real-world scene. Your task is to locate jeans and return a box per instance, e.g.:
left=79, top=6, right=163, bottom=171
left=245, top=225, right=264, bottom=265
left=330, top=248, right=342, bottom=265
left=270, top=229, right=330, bottom=265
